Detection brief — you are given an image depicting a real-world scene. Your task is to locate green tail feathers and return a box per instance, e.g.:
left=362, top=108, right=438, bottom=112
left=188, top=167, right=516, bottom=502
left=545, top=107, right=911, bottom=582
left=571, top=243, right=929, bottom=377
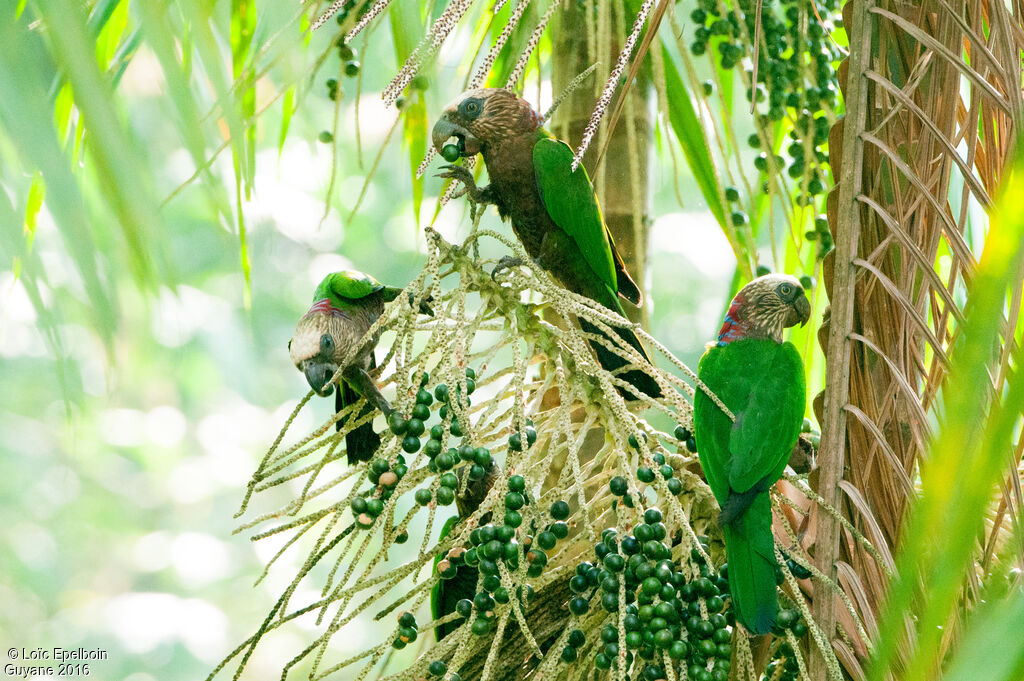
left=722, top=493, right=778, bottom=635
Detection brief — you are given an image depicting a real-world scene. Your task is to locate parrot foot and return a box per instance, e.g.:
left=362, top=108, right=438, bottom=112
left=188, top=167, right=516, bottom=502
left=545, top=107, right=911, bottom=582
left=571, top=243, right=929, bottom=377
left=491, top=255, right=527, bottom=280
left=436, top=164, right=493, bottom=205
left=342, top=365, right=393, bottom=418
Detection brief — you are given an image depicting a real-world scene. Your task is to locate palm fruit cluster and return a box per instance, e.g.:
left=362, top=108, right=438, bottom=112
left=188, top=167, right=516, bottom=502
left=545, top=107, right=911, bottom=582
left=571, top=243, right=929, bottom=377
left=690, top=0, right=842, bottom=254
left=432, top=487, right=572, bottom=638
left=565, top=510, right=734, bottom=681
left=350, top=367, right=496, bottom=526
left=317, top=0, right=370, bottom=143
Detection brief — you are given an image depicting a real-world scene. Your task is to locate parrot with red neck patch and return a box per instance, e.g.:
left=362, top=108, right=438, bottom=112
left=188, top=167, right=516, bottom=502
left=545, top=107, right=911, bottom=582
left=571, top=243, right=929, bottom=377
left=288, top=270, right=410, bottom=464
left=431, top=88, right=660, bottom=400
left=692, top=274, right=810, bottom=634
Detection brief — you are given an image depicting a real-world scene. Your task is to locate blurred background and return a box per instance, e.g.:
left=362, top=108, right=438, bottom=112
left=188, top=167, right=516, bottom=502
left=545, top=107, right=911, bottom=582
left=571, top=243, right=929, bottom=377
left=0, top=3, right=769, bottom=679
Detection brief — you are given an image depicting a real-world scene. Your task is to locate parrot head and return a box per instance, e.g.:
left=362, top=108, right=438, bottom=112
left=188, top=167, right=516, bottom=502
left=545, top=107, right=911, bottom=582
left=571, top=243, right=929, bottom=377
left=288, top=301, right=347, bottom=397
left=717, top=274, right=811, bottom=345
left=431, top=88, right=541, bottom=158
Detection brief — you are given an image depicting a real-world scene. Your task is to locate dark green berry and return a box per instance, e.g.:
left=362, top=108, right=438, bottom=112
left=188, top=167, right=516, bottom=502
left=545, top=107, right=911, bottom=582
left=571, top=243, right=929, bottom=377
left=441, top=144, right=461, bottom=163
left=569, top=597, right=590, bottom=615
left=637, top=466, right=655, bottom=483
left=344, top=60, right=360, bottom=77
left=435, top=486, right=455, bottom=505
left=415, top=488, right=432, bottom=505
left=508, top=475, right=526, bottom=492
left=428, top=660, right=446, bottom=677
left=550, top=500, right=570, bottom=520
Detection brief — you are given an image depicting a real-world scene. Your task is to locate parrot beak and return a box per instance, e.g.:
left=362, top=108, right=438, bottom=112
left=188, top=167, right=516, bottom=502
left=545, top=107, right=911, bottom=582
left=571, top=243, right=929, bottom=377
left=432, top=113, right=481, bottom=157
left=301, top=359, right=339, bottom=397
left=794, top=295, right=811, bottom=327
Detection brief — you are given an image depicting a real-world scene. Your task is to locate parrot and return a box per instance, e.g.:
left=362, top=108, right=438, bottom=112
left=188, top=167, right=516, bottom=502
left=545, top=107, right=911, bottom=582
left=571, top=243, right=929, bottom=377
left=289, top=269, right=421, bottom=464
left=431, top=459, right=499, bottom=641
left=430, top=88, right=661, bottom=400
left=692, top=274, right=810, bottom=635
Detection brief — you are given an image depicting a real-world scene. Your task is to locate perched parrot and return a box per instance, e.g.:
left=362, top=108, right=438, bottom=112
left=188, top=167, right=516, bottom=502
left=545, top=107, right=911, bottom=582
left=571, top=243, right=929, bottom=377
left=431, top=460, right=498, bottom=641
left=692, top=274, right=810, bottom=634
left=430, top=88, right=661, bottom=399
left=289, top=270, right=412, bottom=464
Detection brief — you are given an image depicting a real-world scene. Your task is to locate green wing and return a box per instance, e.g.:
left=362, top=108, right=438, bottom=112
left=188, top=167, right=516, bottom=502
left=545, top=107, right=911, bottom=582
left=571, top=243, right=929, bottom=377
left=532, top=137, right=618, bottom=294
left=431, top=516, right=462, bottom=640
left=313, top=269, right=384, bottom=303
left=727, top=341, right=805, bottom=492
left=693, top=339, right=805, bottom=502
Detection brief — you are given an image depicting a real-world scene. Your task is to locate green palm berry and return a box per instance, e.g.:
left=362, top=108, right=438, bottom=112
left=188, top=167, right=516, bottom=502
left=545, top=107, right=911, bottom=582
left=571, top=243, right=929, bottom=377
left=411, top=403, right=430, bottom=421
left=537, top=531, right=556, bottom=550
left=777, top=608, right=799, bottom=629
left=637, top=466, right=655, bottom=483
left=551, top=521, right=569, bottom=539
left=388, top=414, right=408, bottom=435
left=351, top=496, right=368, bottom=514
left=401, top=435, right=420, bottom=453
left=504, top=492, right=524, bottom=510
left=411, top=75, right=429, bottom=90
left=568, top=629, right=586, bottom=647
left=344, top=60, right=360, bottom=77
left=610, top=476, right=629, bottom=496
left=428, top=660, right=446, bottom=677
left=508, top=475, right=526, bottom=492
left=504, top=510, right=522, bottom=527
left=441, top=144, right=461, bottom=163
left=568, top=597, right=590, bottom=615
left=415, top=488, right=432, bottom=505
left=366, top=498, right=384, bottom=516
left=550, top=500, right=570, bottom=520
left=644, top=508, right=663, bottom=524
left=560, top=645, right=577, bottom=663
left=435, top=486, right=455, bottom=505
left=439, top=472, right=458, bottom=489
left=468, top=464, right=486, bottom=480
left=423, top=439, right=442, bottom=458
left=407, top=418, right=425, bottom=437
left=702, top=80, right=714, bottom=96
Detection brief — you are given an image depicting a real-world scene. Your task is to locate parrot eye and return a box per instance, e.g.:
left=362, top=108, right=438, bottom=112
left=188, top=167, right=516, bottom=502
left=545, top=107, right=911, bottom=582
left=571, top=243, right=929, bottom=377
left=320, top=334, right=335, bottom=355
left=459, top=98, right=482, bottom=119
left=778, top=283, right=793, bottom=297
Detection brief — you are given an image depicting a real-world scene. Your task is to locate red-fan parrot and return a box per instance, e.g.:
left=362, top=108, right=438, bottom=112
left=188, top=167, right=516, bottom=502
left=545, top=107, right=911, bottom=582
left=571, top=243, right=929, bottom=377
left=430, top=88, right=660, bottom=399
left=692, top=274, right=810, bottom=634
left=289, top=270, right=425, bottom=464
